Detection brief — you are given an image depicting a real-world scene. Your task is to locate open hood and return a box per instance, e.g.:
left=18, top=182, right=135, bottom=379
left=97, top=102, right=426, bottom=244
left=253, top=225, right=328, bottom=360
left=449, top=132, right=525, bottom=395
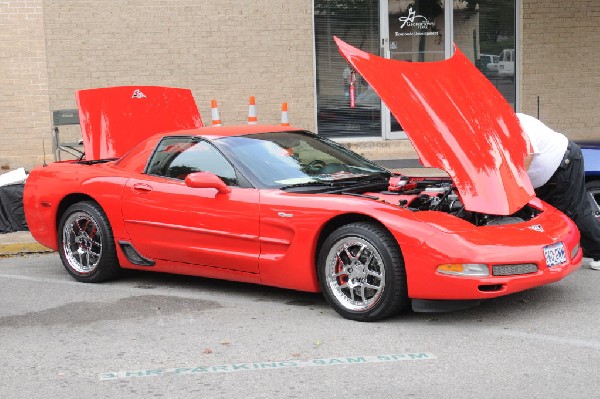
left=335, top=37, right=534, bottom=215
left=76, top=86, right=203, bottom=160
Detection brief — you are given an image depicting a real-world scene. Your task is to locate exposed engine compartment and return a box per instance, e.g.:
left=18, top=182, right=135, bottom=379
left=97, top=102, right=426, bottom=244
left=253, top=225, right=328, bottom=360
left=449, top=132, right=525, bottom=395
left=283, top=172, right=540, bottom=227
left=376, top=175, right=540, bottom=227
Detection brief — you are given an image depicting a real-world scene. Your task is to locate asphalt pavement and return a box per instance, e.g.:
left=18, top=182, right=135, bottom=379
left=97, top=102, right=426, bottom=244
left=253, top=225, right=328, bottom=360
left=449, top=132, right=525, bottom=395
left=2, top=162, right=600, bottom=398
left=0, top=252, right=599, bottom=398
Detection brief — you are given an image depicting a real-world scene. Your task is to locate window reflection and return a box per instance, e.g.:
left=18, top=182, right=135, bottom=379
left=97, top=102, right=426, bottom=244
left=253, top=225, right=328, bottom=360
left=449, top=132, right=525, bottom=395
left=453, top=0, right=516, bottom=108
left=314, top=0, right=381, bottom=137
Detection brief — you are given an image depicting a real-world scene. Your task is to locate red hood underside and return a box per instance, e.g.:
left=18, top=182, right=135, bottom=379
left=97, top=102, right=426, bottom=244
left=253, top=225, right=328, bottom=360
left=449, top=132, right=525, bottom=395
left=76, top=86, right=203, bottom=160
left=335, top=37, right=534, bottom=215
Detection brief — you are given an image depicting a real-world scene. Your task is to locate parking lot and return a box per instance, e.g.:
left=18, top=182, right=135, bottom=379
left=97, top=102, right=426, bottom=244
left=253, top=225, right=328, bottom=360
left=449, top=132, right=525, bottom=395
left=1, top=253, right=599, bottom=398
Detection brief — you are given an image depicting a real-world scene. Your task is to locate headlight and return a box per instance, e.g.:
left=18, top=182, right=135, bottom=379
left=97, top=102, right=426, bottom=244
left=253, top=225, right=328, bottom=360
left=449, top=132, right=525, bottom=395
left=437, top=263, right=489, bottom=277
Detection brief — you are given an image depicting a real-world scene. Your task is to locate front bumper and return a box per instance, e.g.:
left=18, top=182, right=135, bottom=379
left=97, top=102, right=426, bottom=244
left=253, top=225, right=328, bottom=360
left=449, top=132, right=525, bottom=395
left=409, top=250, right=582, bottom=300
left=401, top=209, right=583, bottom=300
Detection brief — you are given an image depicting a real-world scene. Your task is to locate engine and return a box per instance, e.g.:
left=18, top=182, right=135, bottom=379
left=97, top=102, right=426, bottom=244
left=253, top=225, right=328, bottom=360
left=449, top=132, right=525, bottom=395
left=386, top=176, right=539, bottom=227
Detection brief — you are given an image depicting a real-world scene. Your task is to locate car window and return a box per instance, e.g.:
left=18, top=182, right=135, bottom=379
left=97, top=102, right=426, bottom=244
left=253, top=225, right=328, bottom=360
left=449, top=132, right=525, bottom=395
left=214, top=131, right=390, bottom=188
left=146, top=137, right=238, bottom=186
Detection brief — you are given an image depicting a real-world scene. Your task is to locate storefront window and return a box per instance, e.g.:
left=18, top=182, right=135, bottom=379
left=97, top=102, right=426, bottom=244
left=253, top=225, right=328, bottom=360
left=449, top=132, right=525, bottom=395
left=388, top=0, right=446, bottom=62
left=314, top=0, right=517, bottom=139
left=314, top=0, right=380, bottom=137
left=453, top=0, right=516, bottom=107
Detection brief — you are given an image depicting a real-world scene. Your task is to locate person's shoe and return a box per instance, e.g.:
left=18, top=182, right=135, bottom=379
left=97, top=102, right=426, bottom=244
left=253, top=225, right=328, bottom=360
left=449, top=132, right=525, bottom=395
left=589, top=260, right=600, bottom=270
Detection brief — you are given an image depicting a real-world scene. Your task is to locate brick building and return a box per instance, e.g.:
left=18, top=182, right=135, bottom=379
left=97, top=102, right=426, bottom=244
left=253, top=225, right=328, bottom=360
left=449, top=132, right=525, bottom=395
left=1, top=0, right=598, bottom=169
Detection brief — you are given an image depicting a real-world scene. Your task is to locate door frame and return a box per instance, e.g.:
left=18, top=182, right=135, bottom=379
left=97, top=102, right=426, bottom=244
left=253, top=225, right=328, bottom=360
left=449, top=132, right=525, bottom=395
left=379, top=0, right=454, bottom=140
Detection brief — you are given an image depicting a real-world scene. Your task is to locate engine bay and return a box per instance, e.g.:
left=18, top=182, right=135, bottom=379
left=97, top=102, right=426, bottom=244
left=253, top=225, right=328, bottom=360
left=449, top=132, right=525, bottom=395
left=367, top=175, right=541, bottom=227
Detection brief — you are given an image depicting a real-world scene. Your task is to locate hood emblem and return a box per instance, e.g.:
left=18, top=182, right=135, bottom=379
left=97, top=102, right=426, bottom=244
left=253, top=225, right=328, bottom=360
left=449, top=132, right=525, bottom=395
left=131, top=89, right=147, bottom=99
left=529, top=224, right=544, bottom=232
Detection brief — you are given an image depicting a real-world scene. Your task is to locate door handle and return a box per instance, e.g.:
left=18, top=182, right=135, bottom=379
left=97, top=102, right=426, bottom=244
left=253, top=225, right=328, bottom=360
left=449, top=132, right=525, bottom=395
left=132, top=183, right=153, bottom=193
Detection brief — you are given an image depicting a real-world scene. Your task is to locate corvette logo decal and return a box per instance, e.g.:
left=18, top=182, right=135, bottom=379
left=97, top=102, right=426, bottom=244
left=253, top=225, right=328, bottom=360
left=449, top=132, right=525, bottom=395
left=529, top=224, right=544, bottom=232
left=131, top=89, right=147, bottom=99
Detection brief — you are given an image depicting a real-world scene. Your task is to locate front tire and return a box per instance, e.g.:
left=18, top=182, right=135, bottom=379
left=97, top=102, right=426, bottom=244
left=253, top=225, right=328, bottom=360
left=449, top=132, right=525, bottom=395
left=58, top=201, right=120, bottom=283
left=318, top=222, right=408, bottom=322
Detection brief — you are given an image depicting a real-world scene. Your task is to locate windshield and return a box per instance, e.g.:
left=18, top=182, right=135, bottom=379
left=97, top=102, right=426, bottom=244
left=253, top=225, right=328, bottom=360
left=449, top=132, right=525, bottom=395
left=214, top=131, right=391, bottom=188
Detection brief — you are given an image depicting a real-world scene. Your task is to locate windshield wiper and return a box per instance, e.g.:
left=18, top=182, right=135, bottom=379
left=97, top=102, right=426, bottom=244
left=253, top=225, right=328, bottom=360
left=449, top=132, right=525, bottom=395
left=279, top=178, right=365, bottom=191
left=326, top=172, right=391, bottom=186
left=318, top=171, right=390, bottom=182
left=279, top=181, right=333, bottom=190
left=341, top=192, right=381, bottom=200
left=279, top=172, right=391, bottom=191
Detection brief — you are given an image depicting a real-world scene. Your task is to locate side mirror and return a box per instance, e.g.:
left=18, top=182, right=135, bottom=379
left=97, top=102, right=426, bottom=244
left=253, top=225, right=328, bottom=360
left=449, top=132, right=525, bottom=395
left=184, top=172, right=231, bottom=194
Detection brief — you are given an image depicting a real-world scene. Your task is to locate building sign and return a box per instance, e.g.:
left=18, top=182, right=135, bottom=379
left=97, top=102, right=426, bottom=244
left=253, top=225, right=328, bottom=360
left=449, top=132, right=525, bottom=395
left=395, top=6, right=439, bottom=37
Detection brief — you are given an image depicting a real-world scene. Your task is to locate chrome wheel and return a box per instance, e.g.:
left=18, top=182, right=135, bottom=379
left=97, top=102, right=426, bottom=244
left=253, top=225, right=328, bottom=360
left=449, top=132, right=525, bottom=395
left=319, top=222, right=408, bottom=321
left=62, top=211, right=103, bottom=275
left=324, top=236, right=385, bottom=312
left=58, top=201, right=120, bottom=283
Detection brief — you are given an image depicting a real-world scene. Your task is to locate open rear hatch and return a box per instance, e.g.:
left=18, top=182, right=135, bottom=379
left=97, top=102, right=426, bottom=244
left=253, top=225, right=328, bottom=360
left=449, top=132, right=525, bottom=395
left=76, top=86, right=203, bottom=160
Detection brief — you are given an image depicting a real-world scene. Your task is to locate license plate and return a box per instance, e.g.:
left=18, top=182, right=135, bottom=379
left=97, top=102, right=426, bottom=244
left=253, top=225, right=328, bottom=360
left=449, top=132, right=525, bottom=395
left=544, top=242, right=567, bottom=267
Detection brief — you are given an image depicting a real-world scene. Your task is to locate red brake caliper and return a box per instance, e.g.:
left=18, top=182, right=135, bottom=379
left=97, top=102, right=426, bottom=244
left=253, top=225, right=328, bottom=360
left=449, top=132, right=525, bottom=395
left=336, top=255, right=347, bottom=286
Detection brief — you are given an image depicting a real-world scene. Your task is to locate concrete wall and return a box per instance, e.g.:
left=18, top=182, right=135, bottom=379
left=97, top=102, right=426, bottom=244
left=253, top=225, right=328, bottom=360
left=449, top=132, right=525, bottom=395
left=520, top=0, right=600, bottom=139
left=0, top=0, right=51, bottom=169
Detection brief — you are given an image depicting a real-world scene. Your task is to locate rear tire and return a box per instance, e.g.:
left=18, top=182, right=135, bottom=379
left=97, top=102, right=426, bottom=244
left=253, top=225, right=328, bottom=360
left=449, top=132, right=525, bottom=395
left=58, top=201, right=120, bottom=283
left=318, top=222, right=408, bottom=322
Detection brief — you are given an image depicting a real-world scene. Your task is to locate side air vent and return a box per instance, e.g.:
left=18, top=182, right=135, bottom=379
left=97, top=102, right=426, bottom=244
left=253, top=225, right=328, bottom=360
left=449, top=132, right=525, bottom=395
left=118, top=241, right=155, bottom=266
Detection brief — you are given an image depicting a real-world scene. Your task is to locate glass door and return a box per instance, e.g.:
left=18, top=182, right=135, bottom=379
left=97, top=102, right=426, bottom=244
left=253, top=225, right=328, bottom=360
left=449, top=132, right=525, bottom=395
left=380, top=0, right=453, bottom=139
left=313, top=0, right=516, bottom=140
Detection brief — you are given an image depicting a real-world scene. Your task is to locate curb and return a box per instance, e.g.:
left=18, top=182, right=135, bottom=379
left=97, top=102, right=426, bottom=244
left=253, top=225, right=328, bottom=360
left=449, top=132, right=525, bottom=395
left=0, top=242, right=53, bottom=256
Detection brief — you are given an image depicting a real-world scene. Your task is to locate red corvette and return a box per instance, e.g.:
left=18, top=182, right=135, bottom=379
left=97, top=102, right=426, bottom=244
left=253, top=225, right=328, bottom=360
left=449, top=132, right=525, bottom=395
left=24, top=40, right=582, bottom=321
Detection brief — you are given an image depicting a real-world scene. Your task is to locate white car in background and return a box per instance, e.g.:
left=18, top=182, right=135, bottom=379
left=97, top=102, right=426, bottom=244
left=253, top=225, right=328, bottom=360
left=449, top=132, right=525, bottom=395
left=480, top=54, right=499, bottom=73
left=498, top=49, right=515, bottom=78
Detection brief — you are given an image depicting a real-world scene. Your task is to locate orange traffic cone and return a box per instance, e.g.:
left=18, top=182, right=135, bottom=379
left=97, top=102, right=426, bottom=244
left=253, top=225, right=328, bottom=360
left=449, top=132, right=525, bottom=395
left=247, top=96, right=258, bottom=125
left=280, top=102, right=290, bottom=126
left=210, top=99, right=222, bottom=126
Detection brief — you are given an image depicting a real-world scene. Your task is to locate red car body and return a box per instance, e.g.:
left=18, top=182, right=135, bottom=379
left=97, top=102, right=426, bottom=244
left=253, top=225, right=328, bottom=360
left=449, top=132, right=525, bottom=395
left=23, top=41, right=582, bottom=321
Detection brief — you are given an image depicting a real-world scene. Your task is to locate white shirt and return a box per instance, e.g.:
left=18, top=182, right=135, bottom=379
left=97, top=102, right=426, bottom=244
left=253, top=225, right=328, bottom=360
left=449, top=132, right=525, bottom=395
left=516, top=113, right=568, bottom=188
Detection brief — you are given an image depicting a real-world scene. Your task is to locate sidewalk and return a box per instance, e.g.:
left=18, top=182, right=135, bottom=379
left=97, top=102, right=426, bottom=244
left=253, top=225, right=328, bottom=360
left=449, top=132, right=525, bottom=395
left=0, top=230, right=52, bottom=255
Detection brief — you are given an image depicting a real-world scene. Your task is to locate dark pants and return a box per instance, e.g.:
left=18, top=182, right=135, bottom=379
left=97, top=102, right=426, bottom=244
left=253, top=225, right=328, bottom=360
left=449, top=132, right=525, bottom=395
left=535, top=141, right=600, bottom=259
